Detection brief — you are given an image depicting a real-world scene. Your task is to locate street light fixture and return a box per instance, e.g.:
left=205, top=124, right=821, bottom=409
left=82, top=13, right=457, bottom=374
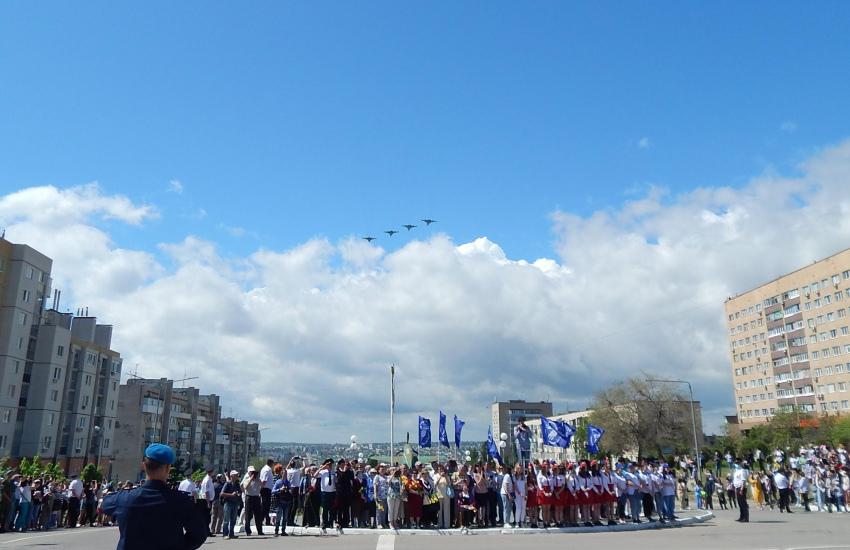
left=645, top=378, right=701, bottom=478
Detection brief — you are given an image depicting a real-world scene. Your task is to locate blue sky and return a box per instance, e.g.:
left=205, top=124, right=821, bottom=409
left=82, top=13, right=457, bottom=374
left=3, top=1, right=849, bottom=263
left=3, top=2, right=850, bottom=441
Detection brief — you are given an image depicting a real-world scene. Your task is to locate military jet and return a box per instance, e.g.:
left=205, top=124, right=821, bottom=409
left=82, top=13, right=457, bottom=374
left=385, top=230, right=399, bottom=237
left=421, top=219, right=437, bottom=226
left=402, top=224, right=417, bottom=231
left=362, top=237, right=377, bottom=243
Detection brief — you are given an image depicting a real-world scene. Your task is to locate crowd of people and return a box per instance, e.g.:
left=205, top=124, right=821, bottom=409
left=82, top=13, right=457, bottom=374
left=1, top=441, right=848, bottom=540
left=0, top=471, right=125, bottom=533
left=204, top=455, right=690, bottom=537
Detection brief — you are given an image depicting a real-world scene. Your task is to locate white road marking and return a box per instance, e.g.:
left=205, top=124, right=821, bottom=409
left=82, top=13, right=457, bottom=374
left=0, top=527, right=104, bottom=545
left=376, top=534, right=396, bottom=550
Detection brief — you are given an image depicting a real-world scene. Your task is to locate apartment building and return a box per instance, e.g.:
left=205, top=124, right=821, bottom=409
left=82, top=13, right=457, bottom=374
left=491, top=400, right=553, bottom=442
left=526, top=410, right=592, bottom=463
left=0, top=236, right=122, bottom=474
left=216, top=417, right=260, bottom=475
left=725, top=247, right=850, bottom=429
left=112, top=378, right=221, bottom=482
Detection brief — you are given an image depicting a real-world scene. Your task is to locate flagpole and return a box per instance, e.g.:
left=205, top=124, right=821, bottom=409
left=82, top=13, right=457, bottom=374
left=390, top=365, right=395, bottom=467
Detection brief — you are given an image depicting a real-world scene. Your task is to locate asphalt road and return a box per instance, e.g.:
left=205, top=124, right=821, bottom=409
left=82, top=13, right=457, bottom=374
left=0, top=507, right=847, bottom=550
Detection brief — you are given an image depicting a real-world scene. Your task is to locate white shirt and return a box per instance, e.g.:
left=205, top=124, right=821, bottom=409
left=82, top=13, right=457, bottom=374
left=613, top=471, right=627, bottom=493
left=622, top=471, right=639, bottom=495
left=661, top=474, right=676, bottom=497
left=178, top=478, right=195, bottom=496
left=201, top=474, right=215, bottom=502
left=514, top=475, right=526, bottom=499
left=68, top=479, right=83, bottom=499
left=286, top=468, right=303, bottom=489
left=733, top=468, right=747, bottom=489
left=260, top=465, right=274, bottom=490
left=774, top=472, right=789, bottom=490
left=501, top=473, right=514, bottom=495
left=317, top=469, right=336, bottom=492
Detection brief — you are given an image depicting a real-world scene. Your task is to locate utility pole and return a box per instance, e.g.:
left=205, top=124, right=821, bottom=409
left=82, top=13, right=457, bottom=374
left=390, top=365, right=395, bottom=466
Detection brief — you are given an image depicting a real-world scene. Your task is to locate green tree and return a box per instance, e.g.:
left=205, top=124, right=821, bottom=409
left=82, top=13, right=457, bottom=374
left=588, top=372, right=692, bottom=459
left=572, top=417, right=589, bottom=461
left=191, top=469, right=206, bottom=482
left=81, top=463, right=104, bottom=483
left=167, top=458, right=186, bottom=484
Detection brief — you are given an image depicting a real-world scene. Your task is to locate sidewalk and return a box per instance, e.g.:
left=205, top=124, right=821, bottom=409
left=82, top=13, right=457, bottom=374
left=233, top=510, right=714, bottom=536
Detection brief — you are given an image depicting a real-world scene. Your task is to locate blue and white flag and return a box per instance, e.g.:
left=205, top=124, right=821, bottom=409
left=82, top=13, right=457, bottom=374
left=439, top=412, right=450, bottom=448
left=556, top=420, right=576, bottom=447
left=541, top=416, right=569, bottom=448
left=419, top=416, right=431, bottom=448
left=586, top=424, right=605, bottom=455
left=486, top=426, right=504, bottom=465
left=454, top=415, right=465, bottom=448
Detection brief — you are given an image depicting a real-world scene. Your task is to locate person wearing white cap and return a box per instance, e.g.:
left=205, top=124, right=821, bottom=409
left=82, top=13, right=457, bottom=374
left=178, top=469, right=195, bottom=497
left=220, top=470, right=242, bottom=540
left=241, top=466, right=264, bottom=536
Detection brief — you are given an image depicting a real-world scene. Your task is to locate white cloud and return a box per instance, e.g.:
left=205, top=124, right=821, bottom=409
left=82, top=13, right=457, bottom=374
left=219, top=223, right=257, bottom=238
left=168, top=180, right=184, bottom=194
left=638, top=137, right=652, bottom=149
left=5, top=139, right=850, bottom=443
left=780, top=121, right=798, bottom=132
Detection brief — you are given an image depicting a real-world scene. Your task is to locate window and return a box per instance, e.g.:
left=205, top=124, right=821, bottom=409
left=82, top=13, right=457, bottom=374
left=823, top=279, right=830, bottom=288
left=2, top=411, right=10, bottom=423
left=843, top=327, right=850, bottom=336
left=818, top=315, right=825, bottom=324
left=828, top=383, right=836, bottom=393
left=15, top=338, right=22, bottom=350
left=808, top=318, right=816, bottom=328
left=47, top=413, right=54, bottom=425
left=815, top=299, right=822, bottom=308
left=0, top=436, right=6, bottom=448
left=112, top=381, right=117, bottom=391
left=11, top=360, right=19, bottom=374
left=110, top=400, right=115, bottom=411
left=86, top=353, right=97, bottom=365
left=736, top=382, right=742, bottom=390
left=738, top=396, right=744, bottom=404
left=746, top=396, right=751, bottom=403
left=82, top=395, right=89, bottom=407
left=842, top=401, right=849, bottom=410
left=103, top=438, right=110, bottom=450
left=17, top=313, right=26, bottom=325
left=813, top=351, right=820, bottom=360
left=811, top=335, right=818, bottom=344
left=844, top=271, right=850, bottom=281
left=50, top=390, right=58, bottom=402
left=815, top=368, right=823, bottom=377
left=826, top=366, right=833, bottom=375
left=57, top=345, right=64, bottom=357
left=821, top=403, right=828, bottom=413
left=52, top=367, right=61, bottom=380
left=821, top=332, right=828, bottom=341
left=837, top=292, right=844, bottom=302
left=837, top=365, right=844, bottom=374
left=828, top=312, right=835, bottom=322
left=757, top=304, right=762, bottom=312
left=840, top=382, right=846, bottom=392
left=26, top=267, right=34, bottom=279
left=831, top=329, right=838, bottom=338
left=833, top=274, right=841, bottom=286
left=831, top=401, right=839, bottom=411
left=22, top=290, right=30, bottom=302
left=78, top=417, right=86, bottom=428
left=42, top=436, right=51, bottom=449
left=805, top=302, right=812, bottom=311
left=84, top=375, right=92, bottom=386
left=825, top=295, right=832, bottom=305
left=823, top=348, right=831, bottom=358
left=833, top=346, right=841, bottom=356
left=5, top=385, right=14, bottom=398
left=840, top=310, right=847, bottom=319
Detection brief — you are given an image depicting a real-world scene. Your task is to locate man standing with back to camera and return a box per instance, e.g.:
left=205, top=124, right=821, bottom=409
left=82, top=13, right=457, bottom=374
left=101, top=444, right=208, bottom=550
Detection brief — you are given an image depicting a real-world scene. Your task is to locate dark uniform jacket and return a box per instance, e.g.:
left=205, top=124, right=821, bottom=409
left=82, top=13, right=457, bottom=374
left=101, top=479, right=207, bottom=550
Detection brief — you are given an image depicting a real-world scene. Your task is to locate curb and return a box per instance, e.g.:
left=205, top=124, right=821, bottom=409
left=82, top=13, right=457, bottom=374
left=234, top=511, right=714, bottom=536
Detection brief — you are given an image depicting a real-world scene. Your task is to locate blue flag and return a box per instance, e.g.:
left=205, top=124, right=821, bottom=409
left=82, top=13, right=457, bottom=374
left=556, top=420, right=576, bottom=447
left=439, top=412, right=450, bottom=448
left=419, top=416, right=431, bottom=448
left=454, top=415, right=465, bottom=448
left=541, top=416, right=569, bottom=448
left=486, top=427, right=504, bottom=465
left=587, top=424, right=605, bottom=455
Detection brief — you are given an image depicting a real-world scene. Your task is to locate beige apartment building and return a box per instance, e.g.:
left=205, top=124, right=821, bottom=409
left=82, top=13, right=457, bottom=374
left=725, top=247, right=850, bottom=430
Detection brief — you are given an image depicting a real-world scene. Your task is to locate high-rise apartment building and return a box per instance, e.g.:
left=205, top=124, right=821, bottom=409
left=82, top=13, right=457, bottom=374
left=217, top=417, right=260, bottom=475
left=112, top=378, right=221, bottom=482
left=725, top=248, right=850, bottom=429
left=0, top=236, right=122, bottom=473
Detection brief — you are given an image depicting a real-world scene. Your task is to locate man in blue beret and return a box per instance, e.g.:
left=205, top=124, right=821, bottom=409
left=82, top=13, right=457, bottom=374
left=101, top=444, right=208, bottom=550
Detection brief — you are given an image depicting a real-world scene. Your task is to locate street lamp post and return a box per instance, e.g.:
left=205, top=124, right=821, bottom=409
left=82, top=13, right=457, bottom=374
left=645, top=379, right=701, bottom=477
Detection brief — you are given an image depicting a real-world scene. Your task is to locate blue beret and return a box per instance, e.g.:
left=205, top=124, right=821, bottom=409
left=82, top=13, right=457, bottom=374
left=145, top=444, right=175, bottom=465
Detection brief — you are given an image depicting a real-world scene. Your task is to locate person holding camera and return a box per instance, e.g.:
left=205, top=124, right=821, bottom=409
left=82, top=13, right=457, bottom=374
left=271, top=465, right=293, bottom=537
left=241, top=466, right=265, bottom=535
